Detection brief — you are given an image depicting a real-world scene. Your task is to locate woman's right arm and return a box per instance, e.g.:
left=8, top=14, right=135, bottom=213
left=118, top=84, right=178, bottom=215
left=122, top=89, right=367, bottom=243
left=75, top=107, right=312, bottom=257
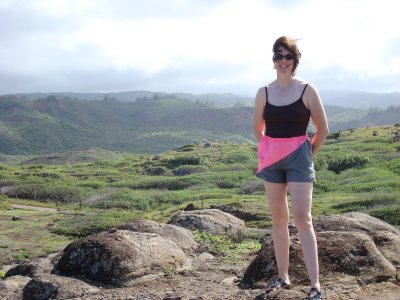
left=253, top=87, right=266, bottom=142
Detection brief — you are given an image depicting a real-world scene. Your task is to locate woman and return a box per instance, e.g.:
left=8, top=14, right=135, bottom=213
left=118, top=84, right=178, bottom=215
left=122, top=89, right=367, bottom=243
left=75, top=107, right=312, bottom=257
left=253, top=36, right=328, bottom=300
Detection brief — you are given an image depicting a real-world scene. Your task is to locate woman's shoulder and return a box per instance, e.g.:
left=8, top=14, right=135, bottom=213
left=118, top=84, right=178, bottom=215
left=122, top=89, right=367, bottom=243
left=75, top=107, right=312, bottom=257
left=295, top=78, right=317, bottom=90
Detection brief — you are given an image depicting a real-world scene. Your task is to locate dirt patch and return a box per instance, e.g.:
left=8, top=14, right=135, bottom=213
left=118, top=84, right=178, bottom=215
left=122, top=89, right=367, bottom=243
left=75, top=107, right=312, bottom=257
left=11, top=204, right=58, bottom=212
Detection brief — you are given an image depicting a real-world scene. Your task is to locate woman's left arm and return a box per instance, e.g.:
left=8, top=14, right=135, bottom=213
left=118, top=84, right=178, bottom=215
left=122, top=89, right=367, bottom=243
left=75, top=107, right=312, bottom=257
left=304, top=84, right=329, bottom=156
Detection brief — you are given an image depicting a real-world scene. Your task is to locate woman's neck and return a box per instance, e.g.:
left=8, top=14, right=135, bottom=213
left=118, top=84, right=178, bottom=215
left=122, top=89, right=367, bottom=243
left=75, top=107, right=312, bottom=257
left=275, top=74, right=296, bottom=89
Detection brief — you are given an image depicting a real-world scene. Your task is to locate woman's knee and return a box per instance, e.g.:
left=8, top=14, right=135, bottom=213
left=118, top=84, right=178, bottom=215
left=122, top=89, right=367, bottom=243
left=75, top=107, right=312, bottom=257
left=272, top=213, right=289, bottom=227
left=294, top=213, right=313, bottom=232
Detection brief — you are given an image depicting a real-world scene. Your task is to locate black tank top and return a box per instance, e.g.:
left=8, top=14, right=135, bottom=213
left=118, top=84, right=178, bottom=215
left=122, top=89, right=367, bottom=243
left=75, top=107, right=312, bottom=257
left=263, top=84, right=310, bottom=138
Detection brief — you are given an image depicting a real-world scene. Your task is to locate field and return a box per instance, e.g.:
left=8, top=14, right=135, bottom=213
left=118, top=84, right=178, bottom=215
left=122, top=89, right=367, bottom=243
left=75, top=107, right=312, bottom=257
left=0, top=125, right=399, bottom=267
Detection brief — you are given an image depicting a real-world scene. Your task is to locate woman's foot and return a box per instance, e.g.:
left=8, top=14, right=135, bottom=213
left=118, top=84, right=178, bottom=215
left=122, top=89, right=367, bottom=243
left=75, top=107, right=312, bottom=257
left=265, top=277, right=291, bottom=293
left=307, top=287, right=322, bottom=300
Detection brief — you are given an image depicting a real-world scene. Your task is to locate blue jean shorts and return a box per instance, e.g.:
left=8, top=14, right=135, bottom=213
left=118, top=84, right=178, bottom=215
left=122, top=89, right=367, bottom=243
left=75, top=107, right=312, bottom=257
left=256, top=138, right=315, bottom=183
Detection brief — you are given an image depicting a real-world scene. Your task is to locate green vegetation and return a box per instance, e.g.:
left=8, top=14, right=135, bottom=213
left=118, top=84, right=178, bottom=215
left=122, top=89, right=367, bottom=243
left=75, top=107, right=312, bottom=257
left=0, top=125, right=399, bottom=266
left=1, top=95, right=399, bottom=156
left=193, top=229, right=261, bottom=263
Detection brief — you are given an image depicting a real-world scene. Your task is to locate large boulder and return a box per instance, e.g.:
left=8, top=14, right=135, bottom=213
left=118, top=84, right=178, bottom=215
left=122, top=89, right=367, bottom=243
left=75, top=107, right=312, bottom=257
left=117, top=219, right=198, bottom=254
left=168, top=209, right=246, bottom=242
left=241, top=213, right=399, bottom=288
left=313, top=212, right=400, bottom=268
left=53, top=229, right=191, bottom=286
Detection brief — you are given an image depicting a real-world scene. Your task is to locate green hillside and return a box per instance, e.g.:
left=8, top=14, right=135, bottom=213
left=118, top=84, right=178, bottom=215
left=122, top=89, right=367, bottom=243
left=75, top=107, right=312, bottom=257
left=1, top=95, right=399, bottom=155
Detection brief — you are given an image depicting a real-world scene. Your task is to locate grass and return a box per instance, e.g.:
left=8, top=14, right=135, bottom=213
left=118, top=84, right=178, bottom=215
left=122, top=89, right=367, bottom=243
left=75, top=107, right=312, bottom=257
left=0, top=125, right=399, bottom=266
left=0, top=207, right=73, bottom=265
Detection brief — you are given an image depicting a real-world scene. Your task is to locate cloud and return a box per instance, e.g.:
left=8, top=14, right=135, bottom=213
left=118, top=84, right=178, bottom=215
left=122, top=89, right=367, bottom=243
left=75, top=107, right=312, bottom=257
left=1, top=0, right=399, bottom=94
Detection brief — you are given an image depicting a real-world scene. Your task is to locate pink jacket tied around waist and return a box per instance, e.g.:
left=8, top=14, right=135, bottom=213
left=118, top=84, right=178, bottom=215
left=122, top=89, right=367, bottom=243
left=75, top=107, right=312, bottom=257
left=257, top=134, right=308, bottom=173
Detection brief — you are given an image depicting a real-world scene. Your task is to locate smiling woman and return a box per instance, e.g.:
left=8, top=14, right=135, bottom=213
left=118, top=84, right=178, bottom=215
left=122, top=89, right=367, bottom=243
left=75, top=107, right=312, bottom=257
left=253, top=36, right=329, bottom=300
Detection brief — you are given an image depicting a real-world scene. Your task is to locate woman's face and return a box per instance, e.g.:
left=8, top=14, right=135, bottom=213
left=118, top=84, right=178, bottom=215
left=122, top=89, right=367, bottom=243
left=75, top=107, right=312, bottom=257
left=273, top=47, right=294, bottom=75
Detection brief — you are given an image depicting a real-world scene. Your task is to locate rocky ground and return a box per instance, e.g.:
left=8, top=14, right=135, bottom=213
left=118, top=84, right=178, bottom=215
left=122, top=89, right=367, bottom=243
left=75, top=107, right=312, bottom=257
left=52, top=251, right=400, bottom=300
left=1, top=210, right=400, bottom=299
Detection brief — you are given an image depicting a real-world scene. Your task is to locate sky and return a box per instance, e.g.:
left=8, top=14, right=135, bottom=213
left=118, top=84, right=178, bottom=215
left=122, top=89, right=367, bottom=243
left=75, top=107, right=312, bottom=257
left=1, top=0, right=399, bottom=96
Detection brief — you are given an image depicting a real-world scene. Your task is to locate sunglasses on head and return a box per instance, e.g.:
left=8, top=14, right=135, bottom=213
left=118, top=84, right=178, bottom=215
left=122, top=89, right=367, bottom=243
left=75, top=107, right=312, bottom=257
left=273, top=53, right=294, bottom=61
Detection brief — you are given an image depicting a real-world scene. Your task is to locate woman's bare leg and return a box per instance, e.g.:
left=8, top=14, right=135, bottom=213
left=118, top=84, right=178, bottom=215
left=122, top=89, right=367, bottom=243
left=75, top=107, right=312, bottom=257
left=265, top=182, right=290, bottom=284
left=288, top=182, right=320, bottom=290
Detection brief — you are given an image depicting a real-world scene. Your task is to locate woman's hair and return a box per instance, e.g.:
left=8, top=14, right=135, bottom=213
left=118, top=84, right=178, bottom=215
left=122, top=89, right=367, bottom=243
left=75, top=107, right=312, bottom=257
left=272, top=36, right=301, bottom=76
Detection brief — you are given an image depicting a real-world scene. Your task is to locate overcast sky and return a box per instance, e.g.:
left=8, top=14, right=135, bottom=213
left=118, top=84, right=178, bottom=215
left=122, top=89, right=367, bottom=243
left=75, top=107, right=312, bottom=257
left=1, top=0, right=399, bottom=96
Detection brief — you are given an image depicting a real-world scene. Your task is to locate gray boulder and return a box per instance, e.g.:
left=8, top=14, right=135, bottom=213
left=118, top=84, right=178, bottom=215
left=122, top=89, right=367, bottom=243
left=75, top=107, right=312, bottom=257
left=168, top=209, right=246, bottom=242
left=118, top=219, right=198, bottom=254
left=5, top=253, right=59, bottom=278
left=314, top=212, right=400, bottom=268
left=53, top=229, right=191, bottom=286
left=0, top=275, right=31, bottom=300
left=23, top=274, right=99, bottom=300
left=241, top=212, right=399, bottom=288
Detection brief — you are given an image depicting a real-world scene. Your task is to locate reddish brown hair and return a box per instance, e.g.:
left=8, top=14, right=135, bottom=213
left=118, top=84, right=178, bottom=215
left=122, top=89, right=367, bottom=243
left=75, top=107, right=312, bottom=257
left=272, top=36, right=301, bottom=76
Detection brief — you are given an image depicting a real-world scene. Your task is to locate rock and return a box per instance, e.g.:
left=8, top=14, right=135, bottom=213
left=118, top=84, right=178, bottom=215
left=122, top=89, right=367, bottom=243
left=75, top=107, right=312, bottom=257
left=254, top=289, right=305, bottom=300
left=29, top=274, right=99, bottom=299
left=0, top=275, right=31, bottom=299
left=209, top=203, right=266, bottom=222
left=22, top=279, right=58, bottom=300
left=53, top=230, right=191, bottom=286
left=314, top=212, right=400, bottom=268
left=197, top=253, right=214, bottom=262
left=117, top=219, right=198, bottom=254
left=183, top=203, right=197, bottom=211
left=168, top=209, right=246, bottom=242
left=5, top=254, right=59, bottom=278
left=240, top=213, right=399, bottom=288
left=163, top=291, right=189, bottom=300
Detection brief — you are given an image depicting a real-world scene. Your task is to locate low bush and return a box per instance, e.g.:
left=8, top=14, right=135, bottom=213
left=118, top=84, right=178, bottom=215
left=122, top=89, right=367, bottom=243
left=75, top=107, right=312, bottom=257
left=51, top=210, right=140, bottom=237
left=173, top=165, right=208, bottom=176
left=327, top=153, right=371, bottom=173
left=220, top=151, right=251, bottom=164
left=163, top=155, right=203, bottom=168
left=369, top=206, right=400, bottom=226
left=147, top=166, right=169, bottom=176
left=314, top=180, right=339, bottom=194
left=128, top=176, right=202, bottom=190
left=239, top=180, right=264, bottom=194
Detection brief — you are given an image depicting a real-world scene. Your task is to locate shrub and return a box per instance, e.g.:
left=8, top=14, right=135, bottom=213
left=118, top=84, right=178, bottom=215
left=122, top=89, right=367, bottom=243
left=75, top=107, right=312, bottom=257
left=369, top=206, right=400, bottom=226
left=148, top=166, right=169, bottom=176
left=216, top=180, right=235, bottom=189
left=173, top=165, right=208, bottom=176
left=327, top=153, right=371, bottom=173
left=240, top=180, right=264, bottom=194
left=314, top=155, right=328, bottom=171
left=163, top=155, right=203, bottom=168
left=6, top=183, right=86, bottom=203
left=129, top=176, right=202, bottom=190
left=220, top=151, right=251, bottom=164
left=314, top=180, right=339, bottom=194
left=51, top=210, right=140, bottom=237
left=0, top=194, right=10, bottom=209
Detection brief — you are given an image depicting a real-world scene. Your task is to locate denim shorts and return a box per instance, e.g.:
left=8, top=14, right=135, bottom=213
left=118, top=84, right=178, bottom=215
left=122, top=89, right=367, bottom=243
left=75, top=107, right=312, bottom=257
left=256, top=135, right=315, bottom=183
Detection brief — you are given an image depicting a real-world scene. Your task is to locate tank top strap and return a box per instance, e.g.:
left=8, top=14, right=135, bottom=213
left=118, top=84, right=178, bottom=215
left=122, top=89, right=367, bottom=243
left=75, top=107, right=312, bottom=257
left=264, top=86, right=268, bottom=103
left=300, top=83, right=309, bottom=98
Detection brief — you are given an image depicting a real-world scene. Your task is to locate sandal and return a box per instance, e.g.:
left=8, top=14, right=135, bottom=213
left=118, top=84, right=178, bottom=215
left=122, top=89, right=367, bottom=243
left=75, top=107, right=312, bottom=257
left=307, top=287, right=322, bottom=300
left=265, top=277, right=291, bottom=293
